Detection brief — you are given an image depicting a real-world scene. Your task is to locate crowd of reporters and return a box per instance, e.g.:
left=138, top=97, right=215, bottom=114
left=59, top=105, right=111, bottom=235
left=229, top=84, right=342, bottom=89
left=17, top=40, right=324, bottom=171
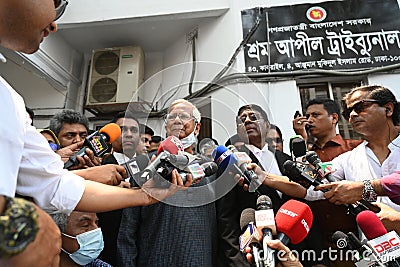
left=3, top=1, right=400, bottom=266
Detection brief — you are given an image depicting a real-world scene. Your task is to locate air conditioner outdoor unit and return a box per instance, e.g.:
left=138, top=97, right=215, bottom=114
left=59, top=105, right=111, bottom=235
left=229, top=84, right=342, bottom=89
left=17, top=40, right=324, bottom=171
left=86, top=46, right=144, bottom=113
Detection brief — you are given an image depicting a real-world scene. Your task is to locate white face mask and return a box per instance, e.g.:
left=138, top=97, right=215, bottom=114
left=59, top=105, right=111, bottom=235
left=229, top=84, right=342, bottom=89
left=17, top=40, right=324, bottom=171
left=181, top=124, right=197, bottom=149
left=61, top=228, right=104, bottom=265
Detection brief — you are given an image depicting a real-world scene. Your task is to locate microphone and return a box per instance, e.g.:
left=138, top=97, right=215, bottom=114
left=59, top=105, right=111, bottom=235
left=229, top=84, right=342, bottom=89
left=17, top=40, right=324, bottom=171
left=122, top=155, right=149, bottom=185
left=239, top=208, right=263, bottom=267
left=332, top=231, right=384, bottom=267
left=138, top=149, right=214, bottom=185
left=183, top=161, right=219, bottom=183
left=138, top=151, right=194, bottom=184
left=305, top=151, right=336, bottom=182
left=157, top=135, right=184, bottom=155
left=198, top=138, right=218, bottom=160
left=283, top=160, right=381, bottom=215
left=212, top=145, right=261, bottom=193
left=197, top=161, right=218, bottom=177
left=275, top=199, right=313, bottom=245
left=357, top=210, right=400, bottom=266
left=64, top=123, right=121, bottom=169
left=332, top=231, right=351, bottom=249
left=283, top=160, right=323, bottom=190
left=255, top=195, right=276, bottom=267
left=289, top=135, right=307, bottom=162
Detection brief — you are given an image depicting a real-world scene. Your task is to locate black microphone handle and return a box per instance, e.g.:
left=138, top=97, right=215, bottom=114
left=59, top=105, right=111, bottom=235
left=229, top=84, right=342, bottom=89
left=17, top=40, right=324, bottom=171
left=324, top=173, right=336, bottom=183
left=277, top=232, right=290, bottom=246
left=358, top=200, right=381, bottom=213
left=240, top=162, right=263, bottom=192
left=232, top=164, right=261, bottom=195
left=63, top=146, right=87, bottom=169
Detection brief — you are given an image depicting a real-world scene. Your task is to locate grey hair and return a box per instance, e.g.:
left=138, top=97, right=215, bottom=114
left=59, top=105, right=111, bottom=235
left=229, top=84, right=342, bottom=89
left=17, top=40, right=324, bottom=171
left=168, top=99, right=201, bottom=123
left=50, top=213, right=69, bottom=233
left=49, top=109, right=89, bottom=137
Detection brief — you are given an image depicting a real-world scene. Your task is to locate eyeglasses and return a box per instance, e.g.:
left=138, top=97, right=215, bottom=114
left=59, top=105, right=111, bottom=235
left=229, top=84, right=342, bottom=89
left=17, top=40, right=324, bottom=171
left=237, top=113, right=263, bottom=124
left=49, top=142, right=59, bottom=151
left=54, top=0, right=68, bottom=21
left=164, top=112, right=194, bottom=122
left=266, top=137, right=283, bottom=144
left=342, top=99, right=380, bottom=120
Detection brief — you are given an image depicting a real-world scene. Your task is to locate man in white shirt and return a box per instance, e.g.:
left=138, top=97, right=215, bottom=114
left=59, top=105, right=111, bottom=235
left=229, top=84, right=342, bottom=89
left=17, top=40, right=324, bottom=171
left=251, top=85, right=400, bottom=232
left=0, top=1, right=191, bottom=265
left=316, top=85, right=400, bottom=218
left=216, top=104, right=291, bottom=266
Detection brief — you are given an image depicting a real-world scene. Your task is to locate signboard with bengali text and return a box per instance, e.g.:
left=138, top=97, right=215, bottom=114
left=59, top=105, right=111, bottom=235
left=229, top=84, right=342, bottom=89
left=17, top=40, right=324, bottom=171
left=242, top=0, right=400, bottom=72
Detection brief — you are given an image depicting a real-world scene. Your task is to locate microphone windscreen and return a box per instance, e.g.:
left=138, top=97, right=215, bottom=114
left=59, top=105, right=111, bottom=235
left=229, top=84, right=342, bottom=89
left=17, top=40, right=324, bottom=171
left=212, top=145, right=237, bottom=171
left=332, top=231, right=349, bottom=248
left=356, top=210, right=387, bottom=240
left=240, top=208, right=256, bottom=231
left=305, top=151, right=320, bottom=166
left=256, top=195, right=273, bottom=210
left=275, top=199, right=313, bottom=244
left=283, top=160, right=301, bottom=177
left=290, top=136, right=307, bottom=158
left=157, top=136, right=184, bottom=155
left=99, top=123, right=122, bottom=143
left=201, top=162, right=218, bottom=176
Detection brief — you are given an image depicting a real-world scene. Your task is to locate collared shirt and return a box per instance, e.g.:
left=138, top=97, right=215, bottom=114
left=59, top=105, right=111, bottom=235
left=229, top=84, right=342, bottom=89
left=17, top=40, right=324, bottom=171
left=0, top=76, right=85, bottom=214
left=113, top=152, right=133, bottom=165
left=311, top=134, right=362, bottom=162
left=246, top=144, right=282, bottom=175
left=306, top=135, right=400, bottom=211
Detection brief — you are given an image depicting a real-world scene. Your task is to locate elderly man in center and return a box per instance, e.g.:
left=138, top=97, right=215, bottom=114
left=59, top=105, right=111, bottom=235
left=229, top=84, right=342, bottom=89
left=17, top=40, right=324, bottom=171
left=117, top=99, right=217, bottom=267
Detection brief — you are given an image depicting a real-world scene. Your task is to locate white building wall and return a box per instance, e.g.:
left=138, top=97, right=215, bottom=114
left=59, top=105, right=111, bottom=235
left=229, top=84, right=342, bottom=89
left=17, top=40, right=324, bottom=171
left=2, top=0, right=400, bottom=141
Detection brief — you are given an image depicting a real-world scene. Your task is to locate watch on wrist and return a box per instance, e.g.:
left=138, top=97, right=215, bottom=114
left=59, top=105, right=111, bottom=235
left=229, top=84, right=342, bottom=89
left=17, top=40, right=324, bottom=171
left=362, top=180, right=378, bottom=202
left=0, top=197, right=39, bottom=258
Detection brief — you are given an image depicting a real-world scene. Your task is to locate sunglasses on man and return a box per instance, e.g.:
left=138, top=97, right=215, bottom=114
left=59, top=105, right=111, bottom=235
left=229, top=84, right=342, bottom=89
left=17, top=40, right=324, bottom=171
left=342, top=99, right=380, bottom=120
left=236, top=113, right=264, bottom=124
left=54, top=0, right=68, bottom=21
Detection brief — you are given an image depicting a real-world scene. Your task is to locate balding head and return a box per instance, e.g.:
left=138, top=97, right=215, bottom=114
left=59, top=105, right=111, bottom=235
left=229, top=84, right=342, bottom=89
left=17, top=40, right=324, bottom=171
left=0, top=0, right=57, bottom=53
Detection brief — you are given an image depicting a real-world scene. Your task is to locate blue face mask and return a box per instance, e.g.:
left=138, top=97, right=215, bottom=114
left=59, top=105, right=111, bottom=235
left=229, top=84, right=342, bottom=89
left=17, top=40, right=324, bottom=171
left=62, top=228, right=104, bottom=265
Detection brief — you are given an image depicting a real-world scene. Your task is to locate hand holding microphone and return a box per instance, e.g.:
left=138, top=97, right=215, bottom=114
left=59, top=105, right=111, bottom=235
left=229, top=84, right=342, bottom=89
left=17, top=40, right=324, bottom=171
left=64, top=123, right=121, bottom=169
left=317, top=181, right=381, bottom=214
left=242, top=199, right=312, bottom=267
left=212, top=145, right=262, bottom=193
left=243, top=240, right=301, bottom=267
left=239, top=208, right=263, bottom=267
left=137, top=136, right=217, bottom=186
left=305, top=151, right=336, bottom=183
left=256, top=195, right=276, bottom=267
